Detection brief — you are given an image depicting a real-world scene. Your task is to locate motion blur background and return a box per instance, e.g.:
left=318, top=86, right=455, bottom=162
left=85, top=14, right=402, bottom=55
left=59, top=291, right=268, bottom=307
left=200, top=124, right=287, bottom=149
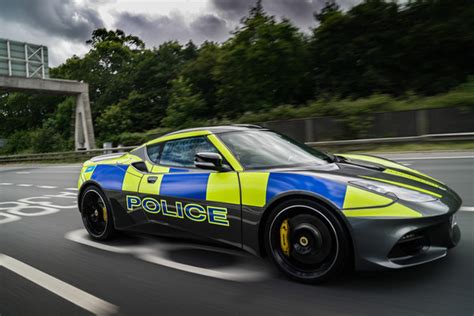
left=1, top=1, right=474, bottom=315
left=0, top=0, right=473, bottom=154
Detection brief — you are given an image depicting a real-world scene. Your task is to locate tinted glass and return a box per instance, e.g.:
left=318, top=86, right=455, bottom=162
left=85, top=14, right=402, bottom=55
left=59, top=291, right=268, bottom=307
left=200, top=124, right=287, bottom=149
left=146, top=143, right=162, bottom=164
left=219, top=131, right=331, bottom=169
left=160, top=136, right=218, bottom=168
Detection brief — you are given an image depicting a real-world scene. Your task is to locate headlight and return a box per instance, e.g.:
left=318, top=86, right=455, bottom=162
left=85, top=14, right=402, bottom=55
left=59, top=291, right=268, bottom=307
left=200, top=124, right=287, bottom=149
left=350, top=180, right=437, bottom=203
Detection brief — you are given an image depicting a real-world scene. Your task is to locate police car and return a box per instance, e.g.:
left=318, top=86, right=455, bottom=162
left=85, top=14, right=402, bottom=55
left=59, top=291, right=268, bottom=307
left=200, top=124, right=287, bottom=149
left=77, top=125, right=461, bottom=283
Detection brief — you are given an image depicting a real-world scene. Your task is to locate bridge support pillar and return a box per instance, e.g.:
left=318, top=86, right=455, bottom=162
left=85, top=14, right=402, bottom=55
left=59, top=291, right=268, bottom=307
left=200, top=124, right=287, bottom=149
left=75, top=89, right=96, bottom=150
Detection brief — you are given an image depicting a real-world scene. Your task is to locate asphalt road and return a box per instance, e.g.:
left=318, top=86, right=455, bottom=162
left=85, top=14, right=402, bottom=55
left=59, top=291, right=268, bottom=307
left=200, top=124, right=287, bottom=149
left=1, top=152, right=473, bottom=316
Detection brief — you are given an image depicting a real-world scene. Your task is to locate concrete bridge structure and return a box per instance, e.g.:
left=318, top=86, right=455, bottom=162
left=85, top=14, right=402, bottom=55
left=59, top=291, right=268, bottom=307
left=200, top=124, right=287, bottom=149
left=0, top=39, right=95, bottom=150
left=0, top=76, right=96, bottom=150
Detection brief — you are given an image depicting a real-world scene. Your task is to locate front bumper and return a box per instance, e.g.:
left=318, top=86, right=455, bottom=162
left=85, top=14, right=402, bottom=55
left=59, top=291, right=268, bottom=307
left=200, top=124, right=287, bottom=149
left=348, top=196, right=461, bottom=271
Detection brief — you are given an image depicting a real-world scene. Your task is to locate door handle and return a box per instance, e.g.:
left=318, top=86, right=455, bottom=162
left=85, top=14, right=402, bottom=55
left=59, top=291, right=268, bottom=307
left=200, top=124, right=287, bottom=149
left=147, top=176, right=158, bottom=184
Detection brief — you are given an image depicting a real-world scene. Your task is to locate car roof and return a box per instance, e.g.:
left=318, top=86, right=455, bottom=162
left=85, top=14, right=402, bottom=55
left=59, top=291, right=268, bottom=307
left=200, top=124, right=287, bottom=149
left=164, top=124, right=265, bottom=136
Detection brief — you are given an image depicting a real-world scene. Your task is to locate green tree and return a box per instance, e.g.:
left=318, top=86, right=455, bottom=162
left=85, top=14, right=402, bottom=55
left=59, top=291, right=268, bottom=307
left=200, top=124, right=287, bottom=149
left=310, top=0, right=474, bottom=98
left=96, top=102, right=133, bottom=140
left=2, top=0, right=474, bottom=154
left=53, top=29, right=145, bottom=118
left=162, top=77, right=207, bottom=128
left=215, top=1, right=311, bottom=116
left=181, top=42, right=221, bottom=114
left=398, top=0, right=474, bottom=94
left=310, top=0, right=402, bottom=98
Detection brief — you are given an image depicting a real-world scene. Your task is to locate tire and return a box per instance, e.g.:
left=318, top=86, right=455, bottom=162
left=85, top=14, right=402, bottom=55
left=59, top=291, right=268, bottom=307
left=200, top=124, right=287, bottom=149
left=80, top=186, right=116, bottom=240
left=264, top=198, right=351, bottom=283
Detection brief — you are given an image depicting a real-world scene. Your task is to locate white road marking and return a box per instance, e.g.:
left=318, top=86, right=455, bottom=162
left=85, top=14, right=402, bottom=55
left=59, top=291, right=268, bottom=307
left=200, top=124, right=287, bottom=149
left=65, top=188, right=79, bottom=191
left=0, top=212, right=21, bottom=224
left=394, top=156, right=474, bottom=161
left=17, top=184, right=33, bottom=187
left=0, top=183, right=13, bottom=185
left=45, top=192, right=78, bottom=199
left=0, top=192, right=77, bottom=225
left=460, top=206, right=474, bottom=212
left=37, top=185, right=57, bottom=189
left=0, top=254, right=119, bottom=316
left=16, top=171, right=30, bottom=174
left=65, top=229, right=269, bottom=282
left=7, top=204, right=60, bottom=217
left=19, top=196, right=77, bottom=209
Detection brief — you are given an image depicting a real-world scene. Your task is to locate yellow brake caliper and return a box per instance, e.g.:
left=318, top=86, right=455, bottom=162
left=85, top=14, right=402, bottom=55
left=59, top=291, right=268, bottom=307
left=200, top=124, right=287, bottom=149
left=102, top=206, right=108, bottom=222
left=280, top=219, right=290, bottom=257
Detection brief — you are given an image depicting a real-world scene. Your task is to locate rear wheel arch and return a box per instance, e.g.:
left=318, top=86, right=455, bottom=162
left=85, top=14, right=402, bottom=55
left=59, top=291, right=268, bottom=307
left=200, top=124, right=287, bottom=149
left=78, top=181, right=106, bottom=212
left=258, top=193, right=354, bottom=267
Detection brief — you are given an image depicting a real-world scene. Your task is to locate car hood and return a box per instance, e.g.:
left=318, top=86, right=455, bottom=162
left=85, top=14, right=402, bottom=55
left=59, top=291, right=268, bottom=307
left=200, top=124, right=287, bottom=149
left=268, top=153, right=460, bottom=204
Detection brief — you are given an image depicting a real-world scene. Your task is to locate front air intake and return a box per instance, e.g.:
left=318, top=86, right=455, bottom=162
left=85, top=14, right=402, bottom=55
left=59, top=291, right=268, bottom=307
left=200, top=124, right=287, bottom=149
left=388, top=231, right=430, bottom=259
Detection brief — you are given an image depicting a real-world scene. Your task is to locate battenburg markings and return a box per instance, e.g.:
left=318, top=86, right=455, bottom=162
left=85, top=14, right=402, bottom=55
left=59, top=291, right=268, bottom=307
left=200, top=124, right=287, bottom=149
left=85, top=166, right=96, bottom=173
left=126, top=195, right=229, bottom=227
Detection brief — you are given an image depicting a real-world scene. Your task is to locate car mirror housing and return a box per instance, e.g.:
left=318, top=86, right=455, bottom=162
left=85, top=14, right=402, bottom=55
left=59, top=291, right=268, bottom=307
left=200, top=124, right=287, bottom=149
left=195, top=152, right=230, bottom=171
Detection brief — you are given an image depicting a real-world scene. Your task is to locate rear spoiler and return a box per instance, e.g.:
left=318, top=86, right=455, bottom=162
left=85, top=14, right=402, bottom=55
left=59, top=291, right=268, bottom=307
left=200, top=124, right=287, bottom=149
left=89, top=152, right=126, bottom=162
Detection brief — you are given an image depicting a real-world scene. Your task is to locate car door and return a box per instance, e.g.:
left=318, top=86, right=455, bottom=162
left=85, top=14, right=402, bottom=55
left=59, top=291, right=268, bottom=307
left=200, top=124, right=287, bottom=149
left=136, top=135, right=242, bottom=248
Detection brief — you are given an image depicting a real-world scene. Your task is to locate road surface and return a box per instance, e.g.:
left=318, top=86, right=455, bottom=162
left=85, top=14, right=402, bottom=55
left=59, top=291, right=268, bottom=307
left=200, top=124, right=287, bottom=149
left=1, top=152, right=473, bottom=315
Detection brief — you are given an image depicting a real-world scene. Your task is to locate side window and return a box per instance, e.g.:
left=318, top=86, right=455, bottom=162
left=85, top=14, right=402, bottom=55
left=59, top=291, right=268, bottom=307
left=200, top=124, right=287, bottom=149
left=146, top=143, right=162, bottom=164
left=160, top=137, right=218, bottom=168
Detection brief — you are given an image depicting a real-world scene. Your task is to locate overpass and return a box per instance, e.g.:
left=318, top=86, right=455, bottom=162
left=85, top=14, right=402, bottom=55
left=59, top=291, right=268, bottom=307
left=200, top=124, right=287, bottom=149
left=0, top=39, right=95, bottom=150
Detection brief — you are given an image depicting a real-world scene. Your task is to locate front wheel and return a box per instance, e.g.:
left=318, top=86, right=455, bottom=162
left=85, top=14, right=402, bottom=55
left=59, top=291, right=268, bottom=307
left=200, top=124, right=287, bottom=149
left=264, top=199, right=351, bottom=283
left=80, top=186, right=116, bottom=240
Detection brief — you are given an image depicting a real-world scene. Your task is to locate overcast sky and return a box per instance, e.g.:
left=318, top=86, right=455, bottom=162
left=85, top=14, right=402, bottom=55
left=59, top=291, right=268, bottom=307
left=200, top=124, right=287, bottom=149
left=0, top=0, right=359, bottom=67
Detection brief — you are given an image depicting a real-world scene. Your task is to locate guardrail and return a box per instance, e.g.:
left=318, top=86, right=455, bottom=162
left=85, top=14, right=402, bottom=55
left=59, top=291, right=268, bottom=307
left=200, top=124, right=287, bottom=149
left=0, top=132, right=473, bottom=164
left=0, top=146, right=138, bottom=163
left=306, top=132, right=474, bottom=147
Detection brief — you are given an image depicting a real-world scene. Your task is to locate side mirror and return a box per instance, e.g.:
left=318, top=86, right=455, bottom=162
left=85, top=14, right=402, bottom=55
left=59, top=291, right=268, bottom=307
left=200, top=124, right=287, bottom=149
left=195, top=152, right=230, bottom=171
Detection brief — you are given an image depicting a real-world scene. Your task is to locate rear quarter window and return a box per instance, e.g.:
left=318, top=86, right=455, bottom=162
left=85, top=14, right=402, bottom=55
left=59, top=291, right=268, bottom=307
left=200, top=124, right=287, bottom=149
left=146, top=143, right=162, bottom=164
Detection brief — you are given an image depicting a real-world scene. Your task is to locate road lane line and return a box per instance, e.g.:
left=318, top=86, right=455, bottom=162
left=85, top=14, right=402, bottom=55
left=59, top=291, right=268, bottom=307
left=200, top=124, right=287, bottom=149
left=37, top=185, right=57, bottom=189
left=0, top=183, right=13, bottom=185
left=0, top=254, right=119, bottom=316
left=16, top=171, right=30, bottom=174
left=17, top=171, right=80, bottom=174
left=460, top=207, right=474, bottom=212
left=17, top=184, right=33, bottom=187
left=394, top=156, right=474, bottom=161
left=65, top=188, right=79, bottom=191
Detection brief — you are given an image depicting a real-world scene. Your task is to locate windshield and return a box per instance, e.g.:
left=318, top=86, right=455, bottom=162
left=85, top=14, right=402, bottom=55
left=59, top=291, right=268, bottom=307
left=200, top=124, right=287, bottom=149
left=219, top=130, right=332, bottom=169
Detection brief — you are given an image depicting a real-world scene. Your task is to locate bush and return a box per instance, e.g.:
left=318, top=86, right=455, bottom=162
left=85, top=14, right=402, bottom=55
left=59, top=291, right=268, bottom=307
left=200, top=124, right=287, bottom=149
left=0, top=130, right=33, bottom=154
left=30, top=127, right=66, bottom=153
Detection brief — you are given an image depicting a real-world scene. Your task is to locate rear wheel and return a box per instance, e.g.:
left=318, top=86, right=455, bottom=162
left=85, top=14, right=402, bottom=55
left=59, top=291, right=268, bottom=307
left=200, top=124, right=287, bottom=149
left=80, top=186, right=116, bottom=240
left=264, top=199, right=351, bottom=283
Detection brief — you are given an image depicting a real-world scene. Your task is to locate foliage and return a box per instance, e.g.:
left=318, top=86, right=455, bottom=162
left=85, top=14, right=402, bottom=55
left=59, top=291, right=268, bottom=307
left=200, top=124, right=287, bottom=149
left=162, top=77, right=208, bottom=128
left=214, top=2, right=311, bottom=116
left=310, top=0, right=474, bottom=97
left=1, top=0, right=474, bottom=153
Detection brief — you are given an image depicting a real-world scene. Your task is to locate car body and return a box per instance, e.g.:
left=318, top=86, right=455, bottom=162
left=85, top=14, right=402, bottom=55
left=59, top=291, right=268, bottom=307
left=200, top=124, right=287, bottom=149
left=77, top=125, right=461, bottom=282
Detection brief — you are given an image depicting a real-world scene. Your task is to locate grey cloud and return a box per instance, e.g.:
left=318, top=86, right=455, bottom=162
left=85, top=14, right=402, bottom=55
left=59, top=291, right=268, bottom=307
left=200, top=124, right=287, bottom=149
left=211, top=0, right=360, bottom=30
left=209, top=0, right=255, bottom=19
left=190, top=15, right=228, bottom=39
left=0, top=0, right=104, bottom=41
left=115, top=12, right=230, bottom=47
left=0, top=0, right=362, bottom=66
